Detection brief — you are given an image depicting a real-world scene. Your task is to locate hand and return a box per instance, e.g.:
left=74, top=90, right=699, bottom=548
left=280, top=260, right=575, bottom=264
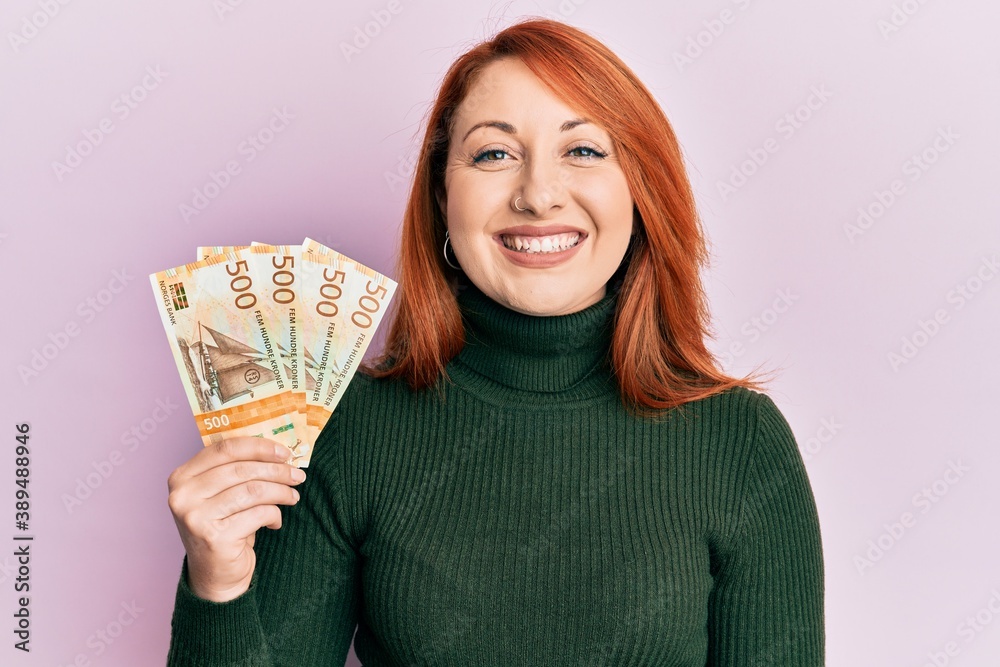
left=166, top=437, right=306, bottom=602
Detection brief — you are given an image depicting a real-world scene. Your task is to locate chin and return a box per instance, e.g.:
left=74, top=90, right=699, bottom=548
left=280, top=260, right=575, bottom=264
left=497, top=283, right=602, bottom=317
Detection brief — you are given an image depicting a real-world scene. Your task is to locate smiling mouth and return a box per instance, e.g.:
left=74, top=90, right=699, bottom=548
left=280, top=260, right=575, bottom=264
left=500, top=232, right=582, bottom=254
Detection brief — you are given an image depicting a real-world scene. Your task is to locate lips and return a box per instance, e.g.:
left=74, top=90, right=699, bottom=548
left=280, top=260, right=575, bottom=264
left=493, top=225, right=587, bottom=267
left=494, top=225, right=587, bottom=255
left=501, top=232, right=581, bottom=254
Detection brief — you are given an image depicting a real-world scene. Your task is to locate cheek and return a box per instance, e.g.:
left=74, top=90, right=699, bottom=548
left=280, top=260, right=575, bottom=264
left=575, top=164, right=631, bottom=202
left=577, top=173, right=634, bottom=239
left=445, top=173, right=506, bottom=233
left=444, top=204, right=498, bottom=272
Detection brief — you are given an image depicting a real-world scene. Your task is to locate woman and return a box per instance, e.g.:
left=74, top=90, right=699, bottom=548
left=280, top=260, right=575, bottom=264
left=166, top=17, right=824, bottom=666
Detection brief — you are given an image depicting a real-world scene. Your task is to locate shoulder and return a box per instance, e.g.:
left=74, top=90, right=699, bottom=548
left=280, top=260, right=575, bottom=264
left=693, top=387, right=818, bottom=546
left=724, top=388, right=816, bottom=528
left=690, top=385, right=796, bottom=450
left=666, top=385, right=781, bottom=460
left=678, top=385, right=805, bottom=502
left=722, top=386, right=802, bottom=473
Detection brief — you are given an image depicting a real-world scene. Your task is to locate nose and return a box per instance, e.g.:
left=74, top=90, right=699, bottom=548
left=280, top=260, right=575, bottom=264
left=516, top=154, right=569, bottom=216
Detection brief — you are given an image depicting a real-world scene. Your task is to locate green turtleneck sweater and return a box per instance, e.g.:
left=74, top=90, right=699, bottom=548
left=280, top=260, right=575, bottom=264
left=166, top=281, right=825, bottom=666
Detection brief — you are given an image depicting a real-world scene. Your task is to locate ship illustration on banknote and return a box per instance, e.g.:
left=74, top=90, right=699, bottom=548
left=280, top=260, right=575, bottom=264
left=176, top=323, right=278, bottom=413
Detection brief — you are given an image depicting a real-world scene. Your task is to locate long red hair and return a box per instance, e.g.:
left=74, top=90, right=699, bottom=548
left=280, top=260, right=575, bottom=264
left=365, top=17, right=773, bottom=414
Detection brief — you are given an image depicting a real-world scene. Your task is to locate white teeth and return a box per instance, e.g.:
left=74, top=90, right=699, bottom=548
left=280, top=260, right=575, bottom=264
left=501, top=232, right=581, bottom=254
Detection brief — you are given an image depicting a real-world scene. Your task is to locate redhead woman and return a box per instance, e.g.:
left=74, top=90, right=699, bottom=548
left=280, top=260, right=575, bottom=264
left=166, top=18, right=824, bottom=666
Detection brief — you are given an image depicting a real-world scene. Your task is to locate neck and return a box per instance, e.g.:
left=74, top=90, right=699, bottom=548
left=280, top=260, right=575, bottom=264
left=451, top=279, right=619, bottom=397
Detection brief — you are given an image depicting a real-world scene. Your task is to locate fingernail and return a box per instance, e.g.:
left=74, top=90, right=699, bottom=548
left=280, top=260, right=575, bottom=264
left=274, top=444, right=290, bottom=460
left=292, top=489, right=300, bottom=501
left=291, top=468, right=306, bottom=482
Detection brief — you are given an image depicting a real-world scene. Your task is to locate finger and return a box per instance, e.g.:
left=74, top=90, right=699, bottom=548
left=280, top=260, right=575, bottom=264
left=197, top=504, right=284, bottom=544
left=189, top=459, right=306, bottom=503
left=204, top=479, right=301, bottom=523
left=170, top=437, right=293, bottom=487
left=168, top=459, right=304, bottom=520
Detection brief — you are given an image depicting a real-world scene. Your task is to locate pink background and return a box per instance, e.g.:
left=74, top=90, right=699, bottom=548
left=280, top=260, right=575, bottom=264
left=2, top=1, right=998, bottom=665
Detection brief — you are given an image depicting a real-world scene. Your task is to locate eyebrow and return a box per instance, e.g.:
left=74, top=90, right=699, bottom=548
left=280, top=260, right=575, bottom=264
left=461, top=118, right=590, bottom=142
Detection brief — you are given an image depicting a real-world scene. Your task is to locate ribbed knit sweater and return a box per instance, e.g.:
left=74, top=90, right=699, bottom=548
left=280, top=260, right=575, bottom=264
left=166, top=280, right=825, bottom=666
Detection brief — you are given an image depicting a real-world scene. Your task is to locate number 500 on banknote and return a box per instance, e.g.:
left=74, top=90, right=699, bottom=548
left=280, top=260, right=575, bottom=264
left=150, top=250, right=302, bottom=451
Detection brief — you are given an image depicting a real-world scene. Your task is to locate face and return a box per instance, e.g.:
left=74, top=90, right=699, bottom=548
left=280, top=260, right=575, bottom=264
left=438, top=57, right=636, bottom=316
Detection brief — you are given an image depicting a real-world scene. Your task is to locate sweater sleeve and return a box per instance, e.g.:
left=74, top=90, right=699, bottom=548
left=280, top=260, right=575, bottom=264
left=166, top=417, right=362, bottom=666
left=706, top=391, right=825, bottom=666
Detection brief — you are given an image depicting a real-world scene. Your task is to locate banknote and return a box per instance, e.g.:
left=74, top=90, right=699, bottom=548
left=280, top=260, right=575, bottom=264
left=197, top=246, right=249, bottom=261
left=150, top=251, right=302, bottom=453
left=154, top=239, right=396, bottom=467
left=297, top=239, right=359, bottom=450
left=236, top=243, right=312, bottom=462
left=287, top=239, right=396, bottom=455
left=199, top=244, right=313, bottom=457
left=304, top=238, right=396, bottom=425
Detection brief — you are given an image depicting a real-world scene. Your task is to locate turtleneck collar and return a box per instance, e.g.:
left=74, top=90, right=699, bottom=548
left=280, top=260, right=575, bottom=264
left=450, top=279, right=619, bottom=398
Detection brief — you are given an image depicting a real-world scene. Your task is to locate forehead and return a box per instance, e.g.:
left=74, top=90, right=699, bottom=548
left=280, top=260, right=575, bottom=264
left=453, top=57, right=585, bottom=133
